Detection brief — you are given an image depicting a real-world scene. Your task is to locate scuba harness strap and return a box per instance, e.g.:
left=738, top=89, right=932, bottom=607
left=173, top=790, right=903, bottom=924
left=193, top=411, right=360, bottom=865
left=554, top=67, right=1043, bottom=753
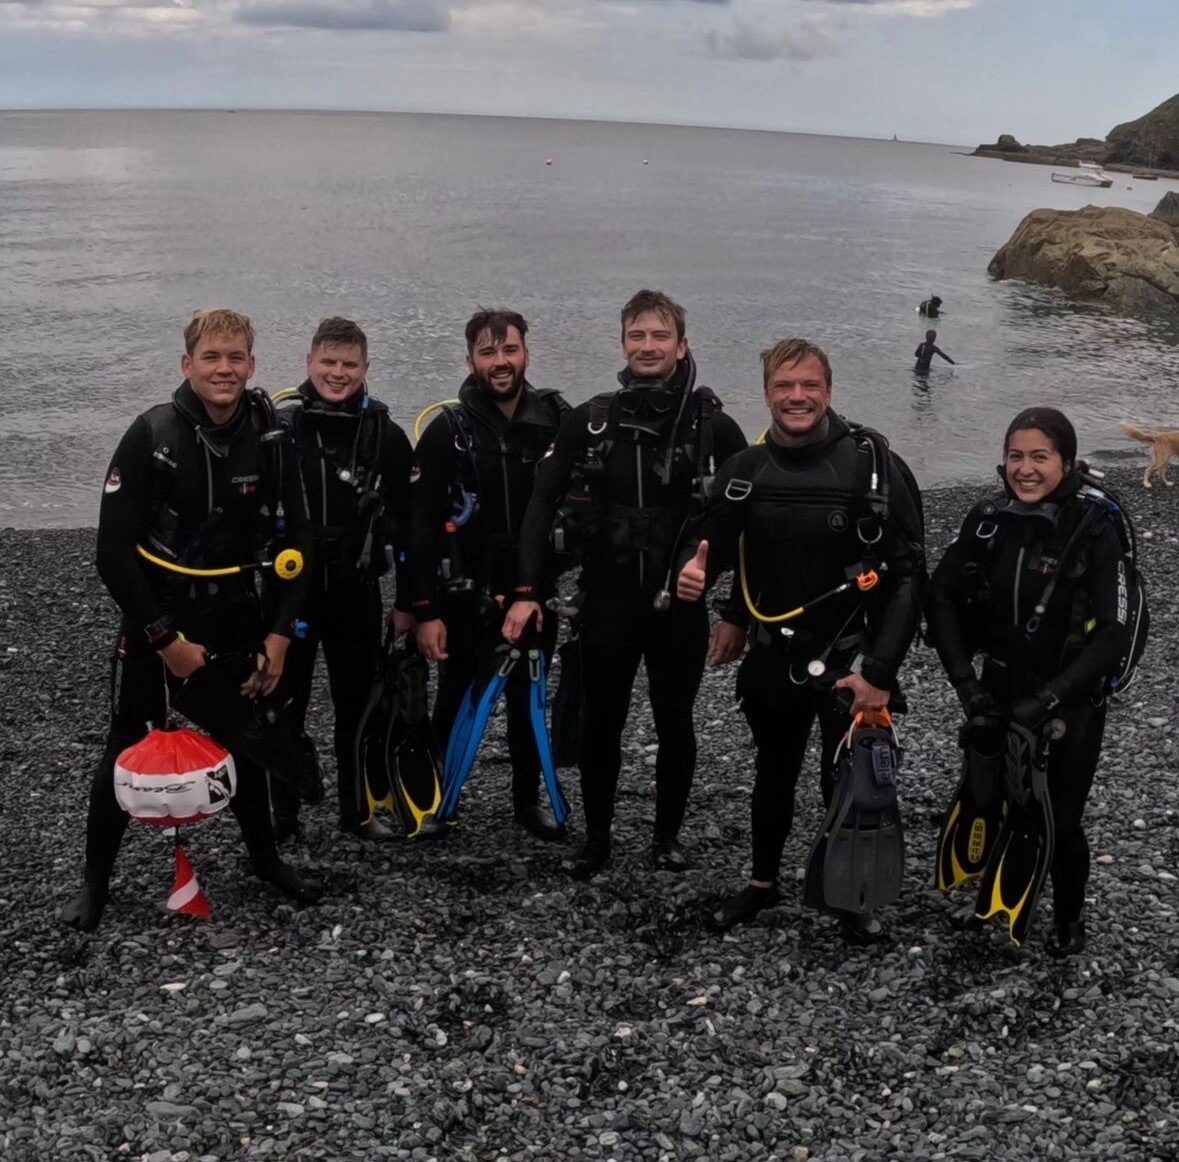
left=437, top=388, right=568, bottom=598
left=569, top=363, right=723, bottom=605
left=143, top=387, right=289, bottom=570
left=736, top=423, right=893, bottom=627
left=957, top=473, right=1147, bottom=696
left=288, top=394, right=391, bottom=574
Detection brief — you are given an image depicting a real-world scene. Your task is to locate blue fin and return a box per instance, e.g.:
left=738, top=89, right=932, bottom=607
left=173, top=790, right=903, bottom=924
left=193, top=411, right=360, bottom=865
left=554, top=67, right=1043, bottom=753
left=527, top=649, right=570, bottom=828
left=439, top=645, right=517, bottom=821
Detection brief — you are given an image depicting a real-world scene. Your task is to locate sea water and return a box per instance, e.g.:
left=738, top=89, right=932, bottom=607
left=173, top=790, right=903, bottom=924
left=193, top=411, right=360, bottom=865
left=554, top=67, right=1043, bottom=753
left=2, top=108, right=1178, bottom=527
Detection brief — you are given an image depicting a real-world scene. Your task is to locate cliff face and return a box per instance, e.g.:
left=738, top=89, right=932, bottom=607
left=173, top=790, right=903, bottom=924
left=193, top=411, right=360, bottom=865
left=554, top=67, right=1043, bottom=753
left=975, top=92, right=1179, bottom=175
left=988, top=203, right=1179, bottom=318
left=1105, top=93, right=1179, bottom=169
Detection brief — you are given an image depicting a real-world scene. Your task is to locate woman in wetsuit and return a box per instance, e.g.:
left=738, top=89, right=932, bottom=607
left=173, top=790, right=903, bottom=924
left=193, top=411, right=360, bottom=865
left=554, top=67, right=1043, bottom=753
left=926, top=407, right=1133, bottom=956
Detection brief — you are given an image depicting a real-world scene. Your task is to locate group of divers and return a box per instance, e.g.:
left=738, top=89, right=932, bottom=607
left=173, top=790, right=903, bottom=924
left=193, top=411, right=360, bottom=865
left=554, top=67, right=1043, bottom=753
left=61, top=291, right=1148, bottom=959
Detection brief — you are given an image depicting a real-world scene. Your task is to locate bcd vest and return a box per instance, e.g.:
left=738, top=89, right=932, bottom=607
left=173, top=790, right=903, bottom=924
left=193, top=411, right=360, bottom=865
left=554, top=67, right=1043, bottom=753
left=141, top=387, right=286, bottom=573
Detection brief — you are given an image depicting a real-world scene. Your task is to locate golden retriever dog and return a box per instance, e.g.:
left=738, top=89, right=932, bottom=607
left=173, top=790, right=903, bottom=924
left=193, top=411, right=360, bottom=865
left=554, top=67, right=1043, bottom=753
left=1122, top=422, right=1179, bottom=488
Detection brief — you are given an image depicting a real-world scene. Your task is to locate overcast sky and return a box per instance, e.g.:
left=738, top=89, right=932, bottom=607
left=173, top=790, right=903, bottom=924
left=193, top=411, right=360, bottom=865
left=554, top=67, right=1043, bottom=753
left=0, top=0, right=1174, bottom=144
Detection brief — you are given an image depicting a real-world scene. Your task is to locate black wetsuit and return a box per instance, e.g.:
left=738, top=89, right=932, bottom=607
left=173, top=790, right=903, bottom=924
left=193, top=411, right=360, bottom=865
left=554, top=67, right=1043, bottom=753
left=409, top=378, right=567, bottom=810
left=82, top=382, right=312, bottom=894
left=914, top=341, right=954, bottom=373
left=515, top=360, right=747, bottom=848
left=278, top=382, right=414, bottom=830
left=680, top=414, right=924, bottom=884
left=926, top=475, right=1130, bottom=926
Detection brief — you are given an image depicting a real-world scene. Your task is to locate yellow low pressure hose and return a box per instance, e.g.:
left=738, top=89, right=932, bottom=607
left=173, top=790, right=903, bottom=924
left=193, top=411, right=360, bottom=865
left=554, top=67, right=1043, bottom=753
left=413, top=399, right=460, bottom=442
left=136, top=544, right=304, bottom=580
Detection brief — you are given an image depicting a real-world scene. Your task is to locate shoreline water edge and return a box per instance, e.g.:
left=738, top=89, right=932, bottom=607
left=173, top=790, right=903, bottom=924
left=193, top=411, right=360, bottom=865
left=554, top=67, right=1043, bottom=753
left=2, top=469, right=1177, bottom=1160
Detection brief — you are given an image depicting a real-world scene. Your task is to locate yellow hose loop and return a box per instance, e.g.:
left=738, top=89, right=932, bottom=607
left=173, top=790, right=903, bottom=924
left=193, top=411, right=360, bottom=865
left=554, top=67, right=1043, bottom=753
left=738, top=534, right=805, bottom=625
left=413, top=399, right=460, bottom=442
left=269, top=386, right=301, bottom=405
left=136, top=545, right=243, bottom=578
left=135, top=544, right=304, bottom=581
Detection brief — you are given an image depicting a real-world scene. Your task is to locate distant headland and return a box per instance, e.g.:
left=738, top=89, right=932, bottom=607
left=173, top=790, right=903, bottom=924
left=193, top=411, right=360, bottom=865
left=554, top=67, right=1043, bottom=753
left=973, top=93, right=1179, bottom=178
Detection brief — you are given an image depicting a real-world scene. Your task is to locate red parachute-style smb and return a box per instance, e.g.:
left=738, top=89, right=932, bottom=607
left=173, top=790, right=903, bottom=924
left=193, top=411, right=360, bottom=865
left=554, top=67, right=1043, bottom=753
left=113, top=728, right=237, bottom=918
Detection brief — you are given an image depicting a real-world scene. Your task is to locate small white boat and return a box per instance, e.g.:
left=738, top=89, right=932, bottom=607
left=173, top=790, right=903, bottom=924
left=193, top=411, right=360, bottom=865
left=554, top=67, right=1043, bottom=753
left=1050, top=161, right=1114, bottom=188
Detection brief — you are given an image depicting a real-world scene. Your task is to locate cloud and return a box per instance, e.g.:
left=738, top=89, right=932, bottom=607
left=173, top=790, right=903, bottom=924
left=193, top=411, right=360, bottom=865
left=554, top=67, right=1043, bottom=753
left=706, top=17, right=838, bottom=61
left=236, top=0, right=450, bottom=32
left=0, top=0, right=210, bottom=32
left=793, top=0, right=980, bottom=13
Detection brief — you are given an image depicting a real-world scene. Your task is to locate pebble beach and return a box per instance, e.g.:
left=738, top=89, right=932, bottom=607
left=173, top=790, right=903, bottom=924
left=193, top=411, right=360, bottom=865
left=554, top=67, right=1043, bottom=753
left=1, top=469, right=1177, bottom=1162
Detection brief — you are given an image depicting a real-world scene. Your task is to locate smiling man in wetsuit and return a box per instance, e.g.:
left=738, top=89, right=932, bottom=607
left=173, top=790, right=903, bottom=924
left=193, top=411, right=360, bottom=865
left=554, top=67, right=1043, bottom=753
left=62, top=309, right=321, bottom=932
left=505, top=290, right=747, bottom=880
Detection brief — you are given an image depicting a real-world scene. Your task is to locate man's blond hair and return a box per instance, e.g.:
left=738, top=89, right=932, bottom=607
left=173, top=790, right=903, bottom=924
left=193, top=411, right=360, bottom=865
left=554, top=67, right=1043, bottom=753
left=184, top=308, right=255, bottom=355
left=760, top=338, right=832, bottom=389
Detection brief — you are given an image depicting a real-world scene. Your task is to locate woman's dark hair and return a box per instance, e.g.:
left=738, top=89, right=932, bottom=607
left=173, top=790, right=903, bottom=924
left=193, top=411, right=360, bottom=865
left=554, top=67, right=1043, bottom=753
left=1004, top=406, right=1077, bottom=468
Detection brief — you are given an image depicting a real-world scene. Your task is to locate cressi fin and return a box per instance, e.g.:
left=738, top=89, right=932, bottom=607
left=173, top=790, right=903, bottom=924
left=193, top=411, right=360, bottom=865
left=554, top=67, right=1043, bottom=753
left=353, top=630, right=402, bottom=827
left=936, top=717, right=1006, bottom=893
left=974, top=722, right=1056, bottom=947
left=387, top=640, right=444, bottom=838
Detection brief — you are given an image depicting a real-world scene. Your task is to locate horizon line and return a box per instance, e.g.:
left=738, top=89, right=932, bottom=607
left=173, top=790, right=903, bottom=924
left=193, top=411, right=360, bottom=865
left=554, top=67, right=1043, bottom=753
left=0, top=105, right=967, bottom=149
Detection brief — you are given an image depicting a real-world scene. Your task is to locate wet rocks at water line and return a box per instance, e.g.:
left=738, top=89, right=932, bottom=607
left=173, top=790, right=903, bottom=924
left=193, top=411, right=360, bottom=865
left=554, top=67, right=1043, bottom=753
left=988, top=204, right=1179, bottom=318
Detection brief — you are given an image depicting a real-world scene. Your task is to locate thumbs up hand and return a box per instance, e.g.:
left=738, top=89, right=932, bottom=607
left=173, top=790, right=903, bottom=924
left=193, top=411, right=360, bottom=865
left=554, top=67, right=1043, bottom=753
left=676, top=540, right=710, bottom=603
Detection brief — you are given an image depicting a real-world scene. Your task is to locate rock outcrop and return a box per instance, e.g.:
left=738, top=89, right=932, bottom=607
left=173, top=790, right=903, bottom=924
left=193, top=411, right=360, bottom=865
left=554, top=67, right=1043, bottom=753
left=976, top=133, right=1028, bottom=154
left=1151, top=191, right=1179, bottom=228
left=1106, top=94, right=1179, bottom=170
left=988, top=205, right=1179, bottom=317
left=974, top=93, right=1179, bottom=176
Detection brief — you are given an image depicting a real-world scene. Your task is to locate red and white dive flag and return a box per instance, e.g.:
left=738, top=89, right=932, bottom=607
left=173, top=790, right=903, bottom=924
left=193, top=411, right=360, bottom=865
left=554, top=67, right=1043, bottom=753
left=167, top=845, right=211, bottom=920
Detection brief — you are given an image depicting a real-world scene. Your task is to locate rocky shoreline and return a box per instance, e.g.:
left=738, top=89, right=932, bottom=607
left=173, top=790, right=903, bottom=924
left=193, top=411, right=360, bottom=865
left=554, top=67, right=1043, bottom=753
left=970, top=146, right=1179, bottom=182
left=2, top=469, right=1178, bottom=1161
left=972, top=94, right=1179, bottom=178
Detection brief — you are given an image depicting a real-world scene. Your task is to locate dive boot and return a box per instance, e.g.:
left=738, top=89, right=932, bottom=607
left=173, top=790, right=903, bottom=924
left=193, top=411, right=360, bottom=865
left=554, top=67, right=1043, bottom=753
left=341, top=815, right=399, bottom=843
left=61, top=879, right=110, bottom=933
left=652, top=837, right=691, bottom=872
left=514, top=803, right=566, bottom=843
left=252, top=856, right=324, bottom=904
left=709, top=883, right=782, bottom=931
left=1046, top=918, right=1086, bottom=958
left=840, top=912, right=888, bottom=947
left=569, top=838, right=610, bottom=881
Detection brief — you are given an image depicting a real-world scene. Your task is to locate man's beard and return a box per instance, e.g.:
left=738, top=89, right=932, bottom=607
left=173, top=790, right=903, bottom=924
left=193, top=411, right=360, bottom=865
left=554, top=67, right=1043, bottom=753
left=474, top=367, right=525, bottom=400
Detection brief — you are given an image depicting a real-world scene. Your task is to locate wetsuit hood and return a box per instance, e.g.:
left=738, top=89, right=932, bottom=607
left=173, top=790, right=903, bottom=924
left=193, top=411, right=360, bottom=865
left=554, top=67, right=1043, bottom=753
left=172, top=380, right=251, bottom=454
left=295, top=378, right=387, bottom=419
left=457, top=375, right=551, bottom=429
left=616, top=354, right=693, bottom=393
left=613, top=354, right=696, bottom=436
left=990, top=467, right=1083, bottom=528
left=765, top=411, right=848, bottom=462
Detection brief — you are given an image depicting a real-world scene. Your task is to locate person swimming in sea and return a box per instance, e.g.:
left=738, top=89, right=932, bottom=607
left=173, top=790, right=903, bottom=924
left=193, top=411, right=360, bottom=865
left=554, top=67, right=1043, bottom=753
left=918, top=295, right=942, bottom=318
left=914, top=329, right=954, bottom=374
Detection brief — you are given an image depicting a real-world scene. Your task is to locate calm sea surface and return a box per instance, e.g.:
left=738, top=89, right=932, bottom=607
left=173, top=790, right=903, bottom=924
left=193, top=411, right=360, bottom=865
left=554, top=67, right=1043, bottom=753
left=3, top=109, right=1179, bottom=528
